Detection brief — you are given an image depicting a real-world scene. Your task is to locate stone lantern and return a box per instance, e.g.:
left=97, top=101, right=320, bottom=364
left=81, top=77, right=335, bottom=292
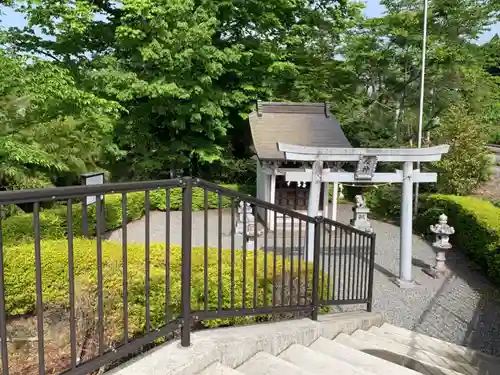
left=350, top=195, right=373, bottom=234
left=235, top=201, right=262, bottom=249
left=424, top=213, right=455, bottom=279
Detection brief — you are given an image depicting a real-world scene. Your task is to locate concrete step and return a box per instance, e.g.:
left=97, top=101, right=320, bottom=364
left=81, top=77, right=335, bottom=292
left=334, top=331, right=471, bottom=375
left=318, top=311, right=384, bottom=339
left=370, top=327, right=499, bottom=375
left=236, top=351, right=312, bottom=375
left=278, top=343, right=375, bottom=375
left=199, top=363, right=245, bottom=375
left=369, top=326, right=471, bottom=364
left=309, top=337, right=423, bottom=375
left=378, top=323, right=500, bottom=367
left=350, top=330, right=478, bottom=375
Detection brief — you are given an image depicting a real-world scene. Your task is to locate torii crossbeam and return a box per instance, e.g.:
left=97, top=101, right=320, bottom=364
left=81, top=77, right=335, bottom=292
left=277, top=142, right=450, bottom=288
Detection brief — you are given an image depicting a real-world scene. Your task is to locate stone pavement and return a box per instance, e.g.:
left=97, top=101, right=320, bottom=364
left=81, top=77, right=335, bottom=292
left=106, top=204, right=500, bottom=356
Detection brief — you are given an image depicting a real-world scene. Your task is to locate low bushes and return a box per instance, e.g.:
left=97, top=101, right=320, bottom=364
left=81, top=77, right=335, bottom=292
left=365, top=186, right=500, bottom=285
left=4, top=238, right=325, bottom=375
left=364, top=185, right=402, bottom=220
left=5, top=239, right=320, bottom=333
left=2, top=184, right=254, bottom=246
left=416, top=195, right=500, bottom=284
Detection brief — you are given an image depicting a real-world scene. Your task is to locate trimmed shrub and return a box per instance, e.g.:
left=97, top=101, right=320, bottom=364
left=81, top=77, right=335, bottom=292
left=416, top=195, right=500, bottom=284
left=364, top=185, right=402, bottom=220
left=5, top=239, right=322, bottom=333
left=1, top=184, right=254, bottom=246
left=365, top=188, right=500, bottom=285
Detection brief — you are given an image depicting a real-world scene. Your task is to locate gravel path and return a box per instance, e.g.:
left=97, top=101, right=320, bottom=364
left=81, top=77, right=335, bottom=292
left=331, top=206, right=500, bottom=356
left=106, top=204, right=500, bottom=355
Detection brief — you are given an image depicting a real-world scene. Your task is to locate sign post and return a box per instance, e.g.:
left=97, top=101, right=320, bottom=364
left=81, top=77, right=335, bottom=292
left=80, top=172, right=105, bottom=237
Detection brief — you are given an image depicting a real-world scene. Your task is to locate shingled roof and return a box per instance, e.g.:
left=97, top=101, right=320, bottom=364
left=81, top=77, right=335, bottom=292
left=248, top=101, right=352, bottom=161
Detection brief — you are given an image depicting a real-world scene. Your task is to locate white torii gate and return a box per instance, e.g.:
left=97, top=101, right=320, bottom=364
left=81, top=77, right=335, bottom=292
left=277, top=142, right=450, bottom=288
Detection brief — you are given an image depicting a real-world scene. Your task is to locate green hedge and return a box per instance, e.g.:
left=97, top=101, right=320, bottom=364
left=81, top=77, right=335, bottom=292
left=5, top=239, right=322, bottom=333
left=2, top=184, right=254, bottom=246
left=416, top=195, right=500, bottom=283
left=365, top=186, right=500, bottom=285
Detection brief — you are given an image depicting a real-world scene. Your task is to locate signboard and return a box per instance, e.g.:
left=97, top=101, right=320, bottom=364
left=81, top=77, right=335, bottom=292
left=355, top=155, right=378, bottom=180
left=81, top=172, right=104, bottom=205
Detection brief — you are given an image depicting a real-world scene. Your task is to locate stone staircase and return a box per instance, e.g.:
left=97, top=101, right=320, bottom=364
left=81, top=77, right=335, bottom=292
left=109, top=312, right=500, bottom=375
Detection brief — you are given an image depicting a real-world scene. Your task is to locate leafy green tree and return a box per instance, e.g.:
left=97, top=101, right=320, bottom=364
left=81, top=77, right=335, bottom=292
left=432, top=104, right=492, bottom=195
left=0, top=52, right=121, bottom=188
left=340, top=0, right=500, bottom=148
left=2, top=0, right=499, bottom=186
left=3, top=0, right=361, bottom=180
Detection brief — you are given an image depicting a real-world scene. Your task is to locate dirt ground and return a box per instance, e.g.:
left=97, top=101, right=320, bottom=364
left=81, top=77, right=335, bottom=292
left=473, top=166, right=500, bottom=203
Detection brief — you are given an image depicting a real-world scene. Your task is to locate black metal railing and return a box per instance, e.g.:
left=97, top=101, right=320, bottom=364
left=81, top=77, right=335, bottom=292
left=0, top=177, right=375, bottom=375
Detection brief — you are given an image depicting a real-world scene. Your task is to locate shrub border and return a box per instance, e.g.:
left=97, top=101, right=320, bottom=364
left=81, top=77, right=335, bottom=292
left=2, top=184, right=255, bottom=245
left=365, top=186, right=500, bottom=285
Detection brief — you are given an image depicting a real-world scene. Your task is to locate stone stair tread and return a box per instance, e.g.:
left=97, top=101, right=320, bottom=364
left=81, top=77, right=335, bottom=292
left=379, top=323, right=500, bottom=366
left=236, top=351, right=313, bottom=375
left=199, top=363, right=245, bottom=375
left=369, top=326, right=472, bottom=365
left=350, top=329, right=478, bottom=375
left=334, top=331, right=473, bottom=375
left=370, top=326, right=500, bottom=375
left=310, top=337, right=424, bottom=375
left=279, top=343, right=376, bottom=375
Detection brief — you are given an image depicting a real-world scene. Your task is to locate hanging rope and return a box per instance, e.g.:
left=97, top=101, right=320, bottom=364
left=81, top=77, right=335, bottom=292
left=340, top=182, right=394, bottom=188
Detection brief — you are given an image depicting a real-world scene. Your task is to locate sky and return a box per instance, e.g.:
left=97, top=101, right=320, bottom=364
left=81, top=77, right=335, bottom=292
left=360, top=0, right=499, bottom=44
left=0, top=0, right=499, bottom=44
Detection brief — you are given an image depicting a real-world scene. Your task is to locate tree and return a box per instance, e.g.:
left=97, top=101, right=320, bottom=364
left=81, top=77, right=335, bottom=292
left=0, top=52, right=121, bottom=188
left=432, top=104, right=492, bottom=195
left=3, top=0, right=360, bottom=180
left=2, top=0, right=499, bottom=186
left=340, top=0, right=500, bottom=148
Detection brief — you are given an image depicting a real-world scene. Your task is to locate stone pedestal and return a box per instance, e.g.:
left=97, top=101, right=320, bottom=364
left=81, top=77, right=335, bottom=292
left=350, top=195, right=373, bottom=234
left=235, top=201, right=260, bottom=248
left=235, top=201, right=253, bottom=234
left=339, top=184, right=345, bottom=200
left=424, top=213, right=455, bottom=279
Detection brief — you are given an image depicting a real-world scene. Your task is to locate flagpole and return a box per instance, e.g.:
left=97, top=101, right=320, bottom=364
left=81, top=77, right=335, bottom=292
left=413, top=0, right=429, bottom=215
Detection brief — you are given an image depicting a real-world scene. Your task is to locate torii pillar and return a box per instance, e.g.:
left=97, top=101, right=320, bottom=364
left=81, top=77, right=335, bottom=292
left=306, top=160, right=323, bottom=260
left=277, top=143, right=449, bottom=288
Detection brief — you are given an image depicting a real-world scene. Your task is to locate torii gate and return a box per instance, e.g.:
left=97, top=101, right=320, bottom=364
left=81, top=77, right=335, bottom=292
left=277, top=142, right=450, bottom=288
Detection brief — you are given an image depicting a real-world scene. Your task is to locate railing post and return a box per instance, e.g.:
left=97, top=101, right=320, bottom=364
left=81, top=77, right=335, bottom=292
left=82, top=200, right=88, bottom=237
left=367, top=233, right=376, bottom=312
left=180, top=177, right=193, bottom=347
left=311, top=217, right=322, bottom=321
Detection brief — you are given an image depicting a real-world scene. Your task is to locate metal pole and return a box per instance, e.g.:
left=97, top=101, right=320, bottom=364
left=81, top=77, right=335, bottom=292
left=414, top=0, right=429, bottom=215
left=311, top=218, right=322, bottom=321
left=180, top=177, right=192, bottom=347
left=82, top=200, right=88, bottom=237
left=367, top=233, right=376, bottom=312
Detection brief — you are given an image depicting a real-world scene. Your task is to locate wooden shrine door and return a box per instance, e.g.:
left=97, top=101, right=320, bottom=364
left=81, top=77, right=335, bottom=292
left=275, top=177, right=324, bottom=211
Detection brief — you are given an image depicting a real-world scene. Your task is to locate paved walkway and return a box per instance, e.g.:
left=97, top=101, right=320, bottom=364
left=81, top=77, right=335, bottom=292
left=107, top=204, right=500, bottom=356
